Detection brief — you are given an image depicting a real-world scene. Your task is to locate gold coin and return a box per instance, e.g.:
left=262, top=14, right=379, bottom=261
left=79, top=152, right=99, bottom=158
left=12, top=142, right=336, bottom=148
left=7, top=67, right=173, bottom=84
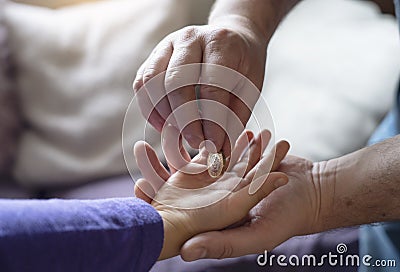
left=207, top=152, right=224, bottom=178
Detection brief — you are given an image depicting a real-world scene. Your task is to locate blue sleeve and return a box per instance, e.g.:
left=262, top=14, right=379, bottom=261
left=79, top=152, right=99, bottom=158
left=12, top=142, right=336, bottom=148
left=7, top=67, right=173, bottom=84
left=0, top=197, right=163, bottom=272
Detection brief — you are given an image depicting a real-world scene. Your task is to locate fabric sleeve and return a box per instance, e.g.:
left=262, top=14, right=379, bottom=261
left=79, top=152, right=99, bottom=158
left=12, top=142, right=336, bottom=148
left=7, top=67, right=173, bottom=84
left=0, top=197, right=163, bottom=272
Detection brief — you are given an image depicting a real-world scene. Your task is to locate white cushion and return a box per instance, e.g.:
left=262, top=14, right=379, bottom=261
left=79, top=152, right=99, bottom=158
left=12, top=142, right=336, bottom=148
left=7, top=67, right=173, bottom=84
left=4, top=0, right=191, bottom=185
left=249, top=0, right=400, bottom=161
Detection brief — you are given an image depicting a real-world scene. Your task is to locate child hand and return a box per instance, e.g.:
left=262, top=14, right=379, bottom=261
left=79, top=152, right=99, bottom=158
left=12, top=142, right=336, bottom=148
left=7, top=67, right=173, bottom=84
left=134, top=127, right=290, bottom=259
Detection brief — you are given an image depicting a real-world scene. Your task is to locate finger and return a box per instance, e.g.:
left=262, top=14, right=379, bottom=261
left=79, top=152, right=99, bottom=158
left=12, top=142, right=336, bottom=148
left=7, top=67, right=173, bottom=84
left=221, top=134, right=232, bottom=159
left=227, top=89, right=259, bottom=135
left=133, top=61, right=146, bottom=93
left=245, top=140, right=290, bottom=182
left=181, top=172, right=288, bottom=261
left=134, top=178, right=153, bottom=203
left=231, top=130, right=271, bottom=178
left=270, top=140, right=291, bottom=172
left=165, top=39, right=203, bottom=149
left=241, top=130, right=271, bottom=174
left=179, top=136, right=192, bottom=163
left=134, top=141, right=169, bottom=193
left=168, top=135, right=192, bottom=174
left=181, top=226, right=266, bottom=261
left=199, top=42, right=242, bottom=153
left=226, top=66, right=262, bottom=131
left=215, top=100, right=247, bottom=160
left=162, top=125, right=207, bottom=173
left=220, top=100, right=249, bottom=157
left=133, top=62, right=166, bottom=132
left=246, top=141, right=289, bottom=194
left=134, top=141, right=170, bottom=181
left=136, top=89, right=166, bottom=132
left=199, top=85, right=230, bottom=153
left=226, top=130, right=254, bottom=172
left=229, top=172, right=288, bottom=218
left=221, top=70, right=261, bottom=156
left=142, top=42, right=175, bottom=131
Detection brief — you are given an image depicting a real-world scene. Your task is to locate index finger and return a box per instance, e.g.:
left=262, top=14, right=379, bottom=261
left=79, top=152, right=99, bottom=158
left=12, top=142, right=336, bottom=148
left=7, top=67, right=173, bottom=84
left=199, top=84, right=230, bottom=153
left=165, top=42, right=204, bottom=149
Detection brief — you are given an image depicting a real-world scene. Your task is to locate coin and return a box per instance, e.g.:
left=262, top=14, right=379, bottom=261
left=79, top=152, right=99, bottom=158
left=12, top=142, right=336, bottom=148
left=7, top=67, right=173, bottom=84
left=207, top=152, right=224, bottom=178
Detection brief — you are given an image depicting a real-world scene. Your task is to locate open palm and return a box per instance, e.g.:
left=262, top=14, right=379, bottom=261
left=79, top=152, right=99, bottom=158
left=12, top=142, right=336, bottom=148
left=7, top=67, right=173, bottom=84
left=133, top=126, right=290, bottom=259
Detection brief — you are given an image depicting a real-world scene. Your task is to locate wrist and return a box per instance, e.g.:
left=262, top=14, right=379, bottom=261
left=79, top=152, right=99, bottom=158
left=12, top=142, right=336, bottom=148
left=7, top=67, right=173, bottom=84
left=310, top=159, right=338, bottom=233
left=157, top=210, right=192, bottom=260
left=208, top=14, right=270, bottom=47
left=312, top=151, right=369, bottom=233
left=208, top=0, right=300, bottom=46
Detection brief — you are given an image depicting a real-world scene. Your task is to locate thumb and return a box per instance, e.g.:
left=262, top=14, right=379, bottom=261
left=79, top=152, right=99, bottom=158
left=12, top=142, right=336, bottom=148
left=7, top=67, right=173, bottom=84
left=181, top=173, right=288, bottom=261
left=181, top=225, right=267, bottom=261
left=134, top=178, right=154, bottom=204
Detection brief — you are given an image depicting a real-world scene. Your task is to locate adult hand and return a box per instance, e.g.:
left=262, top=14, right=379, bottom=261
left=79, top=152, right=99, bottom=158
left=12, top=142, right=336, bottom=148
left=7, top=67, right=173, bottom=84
left=180, top=155, right=326, bottom=261
left=133, top=129, right=290, bottom=259
left=133, top=18, right=269, bottom=156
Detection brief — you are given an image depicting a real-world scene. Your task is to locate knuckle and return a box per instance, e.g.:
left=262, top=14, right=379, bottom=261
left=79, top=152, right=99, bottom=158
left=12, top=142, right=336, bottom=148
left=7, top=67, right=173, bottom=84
left=181, top=25, right=197, bottom=37
left=208, top=28, right=242, bottom=47
left=142, top=68, right=160, bottom=84
left=165, top=69, right=198, bottom=92
left=211, top=27, right=232, bottom=40
left=132, top=78, right=143, bottom=91
left=177, top=25, right=198, bottom=43
left=218, top=243, right=234, bottom=259
left=206, top=28, right=247, bottom=60
left=165, top=69, right=183, bottom=86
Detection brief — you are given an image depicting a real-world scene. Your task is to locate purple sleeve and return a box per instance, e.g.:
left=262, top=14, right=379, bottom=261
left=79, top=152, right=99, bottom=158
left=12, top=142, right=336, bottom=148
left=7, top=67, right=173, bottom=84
left=0, top=197, right=163, bottom=272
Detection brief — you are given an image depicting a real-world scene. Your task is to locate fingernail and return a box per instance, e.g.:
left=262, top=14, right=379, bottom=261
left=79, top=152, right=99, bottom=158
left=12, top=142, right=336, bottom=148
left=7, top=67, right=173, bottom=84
left=274, top=178, right=288, bottom=188
left=189, top=248, right=207, bottom=260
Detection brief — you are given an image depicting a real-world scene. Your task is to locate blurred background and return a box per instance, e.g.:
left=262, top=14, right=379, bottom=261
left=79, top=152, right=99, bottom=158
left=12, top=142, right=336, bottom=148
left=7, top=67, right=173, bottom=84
left=0, top=0, right=399, bottom=199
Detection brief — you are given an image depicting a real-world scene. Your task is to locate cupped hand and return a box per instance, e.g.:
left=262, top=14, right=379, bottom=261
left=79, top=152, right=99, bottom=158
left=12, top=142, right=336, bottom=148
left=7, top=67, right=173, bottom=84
left=133, top=128, right=290, bottom=259
left=180, top=155, right=324, bottom=261
left=133, top=18, right=269, bottom=156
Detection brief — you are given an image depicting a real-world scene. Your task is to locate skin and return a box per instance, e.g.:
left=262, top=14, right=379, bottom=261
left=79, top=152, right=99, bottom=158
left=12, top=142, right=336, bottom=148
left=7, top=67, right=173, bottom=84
left=138, top=134, right=400, bottom=261
left=178, top=135, right=400, bottom=260
left=133, top=0, right=299, bottom=156
left=134, top=129, right=291, bottom=260
left=135, top=0, right=400, bottom=262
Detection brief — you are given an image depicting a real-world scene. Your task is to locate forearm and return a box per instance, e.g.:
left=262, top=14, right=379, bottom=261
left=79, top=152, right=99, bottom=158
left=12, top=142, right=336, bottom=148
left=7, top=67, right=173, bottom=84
left=316, top=135, right=400, bottom=232
left=0, top=198, right=163, bottom=272
left=209, top=0, right=300, bottom=42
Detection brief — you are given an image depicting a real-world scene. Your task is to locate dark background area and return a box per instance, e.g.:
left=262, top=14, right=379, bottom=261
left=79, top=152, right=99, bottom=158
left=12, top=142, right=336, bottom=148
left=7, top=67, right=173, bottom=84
left=370, top=0, right=395, bottom=14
